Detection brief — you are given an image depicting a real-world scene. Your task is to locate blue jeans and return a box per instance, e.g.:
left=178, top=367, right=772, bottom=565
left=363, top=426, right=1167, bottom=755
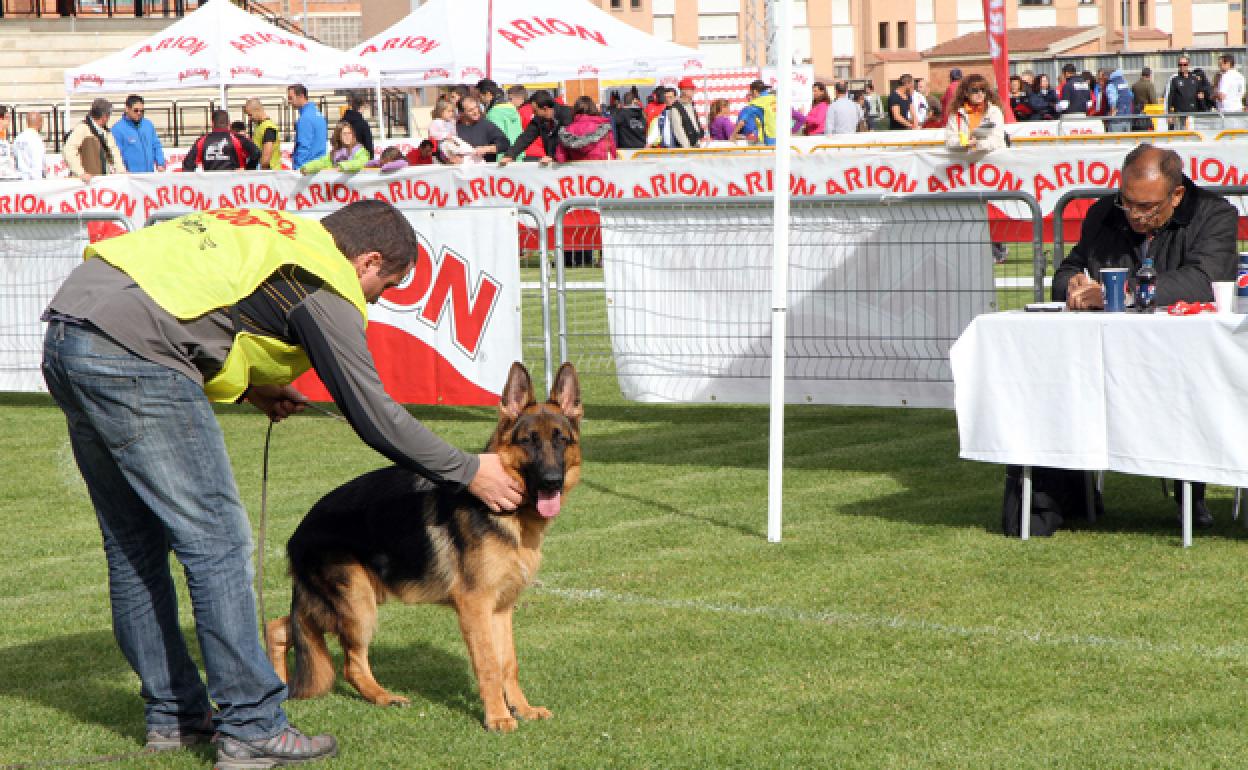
left=41, top=320, right=289, bottom=741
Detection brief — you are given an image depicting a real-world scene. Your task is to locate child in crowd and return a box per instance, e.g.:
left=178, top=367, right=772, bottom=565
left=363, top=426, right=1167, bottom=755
left=364, top=146, right=410, bottom=172
left=404, top=139, right=438, bottom=166
left=427, top=99, right=457, bottom=143
left=300, top=120, right=371, bottom=174
left=707, top=100, right=735, bottom=141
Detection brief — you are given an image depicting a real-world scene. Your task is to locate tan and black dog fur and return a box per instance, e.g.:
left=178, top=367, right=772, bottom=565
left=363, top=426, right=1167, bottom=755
left=265, top=361, right=581, bottom=732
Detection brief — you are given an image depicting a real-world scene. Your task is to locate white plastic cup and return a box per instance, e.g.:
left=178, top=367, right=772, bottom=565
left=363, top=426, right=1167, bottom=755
left=1213, top=281, right=1236, bottom=314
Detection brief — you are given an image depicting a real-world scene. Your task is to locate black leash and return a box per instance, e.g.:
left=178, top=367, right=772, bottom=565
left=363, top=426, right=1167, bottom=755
left=257, top=403, right=347, bottom=652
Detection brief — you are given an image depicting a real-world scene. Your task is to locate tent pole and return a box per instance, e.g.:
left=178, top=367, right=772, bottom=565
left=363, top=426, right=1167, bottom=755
left=220, top=84, right=228, bottom=111
left=376, top=79, right=387, bottom=141
left=63, top=95, right=71, bottom=134
left=485, top=0, right=494, bottom=79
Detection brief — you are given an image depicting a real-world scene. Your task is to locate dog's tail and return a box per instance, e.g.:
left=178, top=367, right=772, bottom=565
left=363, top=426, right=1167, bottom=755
left=287, top=581, right=336, bottom=699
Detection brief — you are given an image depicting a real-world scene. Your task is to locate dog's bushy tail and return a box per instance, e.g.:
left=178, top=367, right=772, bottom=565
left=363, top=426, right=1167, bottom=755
left=288, top=581, right=336, bottom=699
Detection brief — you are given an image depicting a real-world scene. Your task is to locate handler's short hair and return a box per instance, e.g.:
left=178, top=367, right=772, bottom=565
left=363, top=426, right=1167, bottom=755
left=89, top=98, right=112, bottom=119
left=321, top=200, right=419, bottom=277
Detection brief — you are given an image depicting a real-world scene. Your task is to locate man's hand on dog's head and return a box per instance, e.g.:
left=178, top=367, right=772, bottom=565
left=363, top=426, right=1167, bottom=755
left=246, top=384, right=309, bottom=422
left=470, top=454, right=523, bottom=512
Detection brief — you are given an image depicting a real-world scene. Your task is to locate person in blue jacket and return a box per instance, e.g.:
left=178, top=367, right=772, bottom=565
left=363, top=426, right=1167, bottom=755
left=286, top=83, right=327, bottom=171
left=111, top=94, right=166, bottom=172
left=1103, top=68, right=1135, bottom=133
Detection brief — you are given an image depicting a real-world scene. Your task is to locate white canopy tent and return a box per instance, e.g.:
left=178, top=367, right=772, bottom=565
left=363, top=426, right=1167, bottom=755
left=63, top=0, right=376, bottom=117
left=351, top=0, right=704, bottom=86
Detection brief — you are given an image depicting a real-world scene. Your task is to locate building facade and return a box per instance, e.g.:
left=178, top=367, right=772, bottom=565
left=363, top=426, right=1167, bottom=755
left=594, top=0, right=1244, bottom=88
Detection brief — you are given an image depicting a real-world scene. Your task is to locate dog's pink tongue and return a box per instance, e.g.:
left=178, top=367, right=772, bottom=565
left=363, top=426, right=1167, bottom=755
left=536, top=490, right=562, bottom=518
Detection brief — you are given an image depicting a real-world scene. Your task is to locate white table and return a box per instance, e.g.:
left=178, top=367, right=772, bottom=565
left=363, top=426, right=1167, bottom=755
left=950, top=311, right=1248, bottom=546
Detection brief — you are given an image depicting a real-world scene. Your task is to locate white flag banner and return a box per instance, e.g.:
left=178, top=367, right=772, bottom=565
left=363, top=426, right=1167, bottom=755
left=600, top=202, right=994, bottom=407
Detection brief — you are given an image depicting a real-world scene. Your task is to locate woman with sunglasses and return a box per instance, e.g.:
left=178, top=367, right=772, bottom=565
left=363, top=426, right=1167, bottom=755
left=944, top=73, right=1007, bottom=152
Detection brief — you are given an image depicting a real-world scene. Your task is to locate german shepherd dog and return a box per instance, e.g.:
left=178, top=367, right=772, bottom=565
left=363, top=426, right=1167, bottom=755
left=265, top=362, right=581, bottom=732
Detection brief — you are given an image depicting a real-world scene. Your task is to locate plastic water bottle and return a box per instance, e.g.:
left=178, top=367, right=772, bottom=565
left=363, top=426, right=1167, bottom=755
left=1135, top=257, right=1157, bottom=312
left=1237, top=253, right=1248, bottom=313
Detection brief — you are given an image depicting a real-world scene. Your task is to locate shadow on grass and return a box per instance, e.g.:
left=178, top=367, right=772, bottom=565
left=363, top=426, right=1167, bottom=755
left=0, top=630, right=143, bottom=741
left=355, top=640, right=482, bottom=722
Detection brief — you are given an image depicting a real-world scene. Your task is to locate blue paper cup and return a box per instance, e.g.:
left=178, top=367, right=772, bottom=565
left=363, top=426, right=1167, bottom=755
left=1101, top=268, right=1129, bottom=312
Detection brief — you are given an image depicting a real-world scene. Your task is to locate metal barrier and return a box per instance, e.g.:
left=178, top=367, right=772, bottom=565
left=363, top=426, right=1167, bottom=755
left=1012, top=131, right=1202, bottom=145
left=1215, top=130, right=1248, bottom=141
left=549, top=192, right=1044, bottom=404
left=1057, top=111, right=1238, bottom=134
left=145, top=204, right=556, bottom=392
left=0, top=212, right=136, bottom=392
left=809, top=140, right=944, bottom=152
left=1050, top=185, right=1248, bottom=271
left=631, top=145, right=800, bottom=159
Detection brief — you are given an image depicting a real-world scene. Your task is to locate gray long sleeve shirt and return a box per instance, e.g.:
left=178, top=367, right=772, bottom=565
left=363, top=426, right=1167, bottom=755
left=47, top=258, right=479, bottom=487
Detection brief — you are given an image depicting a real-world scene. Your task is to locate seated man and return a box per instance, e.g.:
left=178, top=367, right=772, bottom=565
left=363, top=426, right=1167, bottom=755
left=1053, top=143, right=1238, bottom=527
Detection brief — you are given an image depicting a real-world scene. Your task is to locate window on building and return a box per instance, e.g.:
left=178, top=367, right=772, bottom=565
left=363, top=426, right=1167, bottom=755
left=878, top=21, right=889, bottom=49
left=897, top=21, right=908, bottom=48
left=653, top=15, right=674, bottom=41
left=610, top=0, right=621, bottom=8
left=1019, top=0, right=1053, bottom=5
left=630, top=0, right=641, bottom=9
left=698, top=13, right=739, bottom=41
left=1137, top=0, right=1146, bottom=26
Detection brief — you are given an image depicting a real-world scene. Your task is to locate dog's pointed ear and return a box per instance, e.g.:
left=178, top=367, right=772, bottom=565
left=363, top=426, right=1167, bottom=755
left=549, top=362, right=582, bottom=425
left=499, top=362, right=537, bottom=420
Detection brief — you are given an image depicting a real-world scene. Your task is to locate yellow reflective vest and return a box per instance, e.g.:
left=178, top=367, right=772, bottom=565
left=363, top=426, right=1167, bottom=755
left=86, top=208, right=366, bottom=402
left=251, top=118, right=282, bottom=170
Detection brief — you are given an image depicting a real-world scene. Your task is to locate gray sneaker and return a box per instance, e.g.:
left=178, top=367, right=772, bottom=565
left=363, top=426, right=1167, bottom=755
left=144, top=714, right=216, bottom=752
left=215, top=726, right=337, bottom=769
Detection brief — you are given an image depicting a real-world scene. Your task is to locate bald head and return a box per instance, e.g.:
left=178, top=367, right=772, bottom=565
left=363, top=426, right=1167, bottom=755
left=1122, top=144, right=1183, bottom=189
left=1119, top=144, right=1186, bottom=233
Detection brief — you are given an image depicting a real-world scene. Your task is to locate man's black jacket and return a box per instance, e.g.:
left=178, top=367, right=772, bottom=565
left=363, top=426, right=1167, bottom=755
left=505, top=104, right=573, bottom=160
left=1052, top=176, right=1238, bottom=306
left=1167, top=74, right=1203, bottom=113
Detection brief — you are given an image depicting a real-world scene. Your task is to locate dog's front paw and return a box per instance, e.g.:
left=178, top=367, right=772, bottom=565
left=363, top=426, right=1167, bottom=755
left=383, top=694, right=411, bottom=708
left=485, top=715, right=519, bottom=733
left=515, top=705, right=552, bottom=721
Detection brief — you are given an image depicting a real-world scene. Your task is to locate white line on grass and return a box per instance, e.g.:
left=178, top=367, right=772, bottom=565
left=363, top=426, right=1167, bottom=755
left=536, top=585, right=1248, bottom=660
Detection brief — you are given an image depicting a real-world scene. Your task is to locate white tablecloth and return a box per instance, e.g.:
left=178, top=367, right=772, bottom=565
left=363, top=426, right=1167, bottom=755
left=951, top=311, right=1248, bottom=488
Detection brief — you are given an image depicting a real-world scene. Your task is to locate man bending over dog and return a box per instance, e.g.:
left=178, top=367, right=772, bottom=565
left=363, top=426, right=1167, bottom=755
left=40, top=200, right=522, bottom=769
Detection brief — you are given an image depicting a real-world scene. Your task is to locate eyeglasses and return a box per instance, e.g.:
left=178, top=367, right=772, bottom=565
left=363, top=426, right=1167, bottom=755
left=1178, top=62, right=1190, bottom=68
left=130, top=108, right=145, bottom=114
left=968, top=87, right=986, bottom=95
left=1114, top=193, right=1169, bottom=220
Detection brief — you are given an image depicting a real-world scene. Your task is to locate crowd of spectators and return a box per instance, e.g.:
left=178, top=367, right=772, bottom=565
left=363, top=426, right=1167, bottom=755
left=10, top=57, right=1241, bottom=185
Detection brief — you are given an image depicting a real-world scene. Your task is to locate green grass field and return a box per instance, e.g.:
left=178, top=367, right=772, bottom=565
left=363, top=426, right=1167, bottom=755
left=5, top=256, right=1248, bottom=769
left=4, top=368, right=1248, bottom=769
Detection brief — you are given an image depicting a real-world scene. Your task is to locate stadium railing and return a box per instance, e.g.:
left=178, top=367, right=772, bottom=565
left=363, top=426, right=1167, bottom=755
left=0, top=212, right=136, bottom=392
left=548, top=192, right=1044, bottom=404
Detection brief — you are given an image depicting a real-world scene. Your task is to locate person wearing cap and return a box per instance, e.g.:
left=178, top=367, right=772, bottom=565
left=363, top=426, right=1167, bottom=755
left=64, top=97, right=127, bottom=183
left=941, top=68, right=963, bottom=119
left=664, top=76, right=705, bottom=148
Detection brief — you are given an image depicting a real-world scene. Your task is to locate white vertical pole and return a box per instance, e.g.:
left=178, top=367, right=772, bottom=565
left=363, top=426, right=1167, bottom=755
left=766, top=0, right=793, bottom=543
left=220, top=84, right=228, bottom=110
left=376, top=79, right=387, bottom=141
